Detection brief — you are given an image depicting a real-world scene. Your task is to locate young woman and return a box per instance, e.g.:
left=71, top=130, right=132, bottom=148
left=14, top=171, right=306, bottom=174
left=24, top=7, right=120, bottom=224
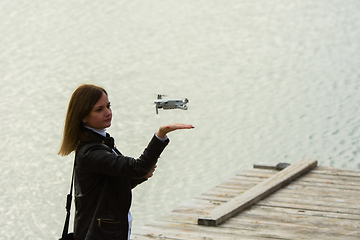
left=58, top=84, right=194, bottom=240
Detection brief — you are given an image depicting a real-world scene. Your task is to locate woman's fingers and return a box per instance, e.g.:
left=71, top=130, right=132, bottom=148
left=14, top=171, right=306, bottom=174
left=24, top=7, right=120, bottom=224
left=145, top=165, right=157, bottom=179
left=166, top=123, right=194, bottom=131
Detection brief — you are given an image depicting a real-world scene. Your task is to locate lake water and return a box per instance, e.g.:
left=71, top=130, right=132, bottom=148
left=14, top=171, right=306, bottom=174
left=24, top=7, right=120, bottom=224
left=0, top=0, right=359, bottom=239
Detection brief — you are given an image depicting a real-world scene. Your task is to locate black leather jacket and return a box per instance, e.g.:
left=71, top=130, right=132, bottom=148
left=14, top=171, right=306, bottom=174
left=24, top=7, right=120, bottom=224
left=73, top=129, right=169, bottom=240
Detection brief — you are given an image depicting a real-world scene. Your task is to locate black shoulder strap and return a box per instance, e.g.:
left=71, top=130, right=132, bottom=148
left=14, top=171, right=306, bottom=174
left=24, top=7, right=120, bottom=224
left=61, top=160, right=75, bottom=238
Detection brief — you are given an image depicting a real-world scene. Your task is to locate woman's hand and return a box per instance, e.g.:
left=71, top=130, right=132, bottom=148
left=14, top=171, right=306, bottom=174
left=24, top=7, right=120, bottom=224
left=145, top=165, right=157, bottom=179
left=156, top=123, right=194, bottom=139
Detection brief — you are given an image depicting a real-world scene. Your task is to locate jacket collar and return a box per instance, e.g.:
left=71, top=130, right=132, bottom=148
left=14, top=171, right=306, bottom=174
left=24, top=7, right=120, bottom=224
left=82, top=126, right=115, bottom=149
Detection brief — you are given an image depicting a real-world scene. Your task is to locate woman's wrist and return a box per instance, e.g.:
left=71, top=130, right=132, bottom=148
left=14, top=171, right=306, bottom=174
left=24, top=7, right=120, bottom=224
left=155, top=132, right=168, bottom=141
left=156, top=128, right=167, bottom=139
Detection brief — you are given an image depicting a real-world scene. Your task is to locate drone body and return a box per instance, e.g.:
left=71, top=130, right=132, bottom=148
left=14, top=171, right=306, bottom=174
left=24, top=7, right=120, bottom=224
left=154, top=94, right=189, bottom=114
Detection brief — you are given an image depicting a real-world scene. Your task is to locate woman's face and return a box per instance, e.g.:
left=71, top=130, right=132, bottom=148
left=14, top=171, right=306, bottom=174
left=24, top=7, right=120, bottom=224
left=83, top=92, right=112, bottom=130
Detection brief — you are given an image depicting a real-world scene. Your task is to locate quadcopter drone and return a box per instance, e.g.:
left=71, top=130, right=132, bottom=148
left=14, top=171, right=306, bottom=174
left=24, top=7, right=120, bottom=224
left=154, top=94, right=189, bottom=114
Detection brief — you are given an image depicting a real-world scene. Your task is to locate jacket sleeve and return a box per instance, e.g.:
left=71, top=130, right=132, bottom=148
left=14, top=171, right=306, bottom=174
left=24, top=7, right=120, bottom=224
left=131, top=178, right=147, bottom=189
left=77, top=135, right=169, bottom=179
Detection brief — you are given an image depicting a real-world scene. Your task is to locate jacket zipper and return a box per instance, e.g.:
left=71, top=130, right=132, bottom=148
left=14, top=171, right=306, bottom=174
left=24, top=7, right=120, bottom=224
left=97, top=218, right=121, bottom=226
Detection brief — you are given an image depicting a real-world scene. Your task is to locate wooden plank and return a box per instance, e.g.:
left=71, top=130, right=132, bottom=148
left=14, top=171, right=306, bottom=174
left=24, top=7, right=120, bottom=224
left=224, top=217, right=360, bottom=239
left=313, top=166, right=360, bottom=177
left=249, top=167, right=360, bottom=180
left=217, top=179, right=360, bottom=201
left=257, top=199, right=360, bottom=216
left=248, top=168, right=360, bottom=183
left=233, top=210, right=360, bottom=232
left=205, top=184, right=360, bottom=203
left=159, top=207, right=360, bottom=234
left=197, top=188, right=360, bottom=213
left=254, top=164, right=360, bottom=177
left=227, top=172, right=360, bottom=192
left=131, top=234, right=164, bottom=240
left=234, top=171, right=360, bottom=190
left=132, top=221, right=271, bottom=240
left=303, top=173, right=360, bottom=185
left=198, top=159, right=318, bottom=226
left=135, top=216, right=360, bottom=240
left=235, top=205, right=360, bottom=228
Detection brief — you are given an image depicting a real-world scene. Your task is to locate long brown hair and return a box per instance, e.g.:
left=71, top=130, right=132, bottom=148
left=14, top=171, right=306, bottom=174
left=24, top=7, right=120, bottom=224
left=58, top=84, right=107, bottom=156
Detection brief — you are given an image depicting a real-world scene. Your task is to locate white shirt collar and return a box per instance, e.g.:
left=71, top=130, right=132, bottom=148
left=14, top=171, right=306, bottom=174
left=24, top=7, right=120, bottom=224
left=84, top=126, right=107, bottom=137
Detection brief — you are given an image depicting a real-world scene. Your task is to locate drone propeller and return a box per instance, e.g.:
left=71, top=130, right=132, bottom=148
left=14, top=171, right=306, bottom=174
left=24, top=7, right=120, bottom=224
left=156, top=94, right=168, bottom=99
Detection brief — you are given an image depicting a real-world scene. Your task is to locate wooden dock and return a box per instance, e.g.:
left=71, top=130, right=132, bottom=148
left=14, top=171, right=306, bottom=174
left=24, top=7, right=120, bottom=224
left=132, top=159, right=360, bottom=240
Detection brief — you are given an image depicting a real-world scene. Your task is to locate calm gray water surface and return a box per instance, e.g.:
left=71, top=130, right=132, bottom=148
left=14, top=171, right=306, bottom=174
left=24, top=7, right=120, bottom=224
left=1, top=0, right=360, bottom=239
